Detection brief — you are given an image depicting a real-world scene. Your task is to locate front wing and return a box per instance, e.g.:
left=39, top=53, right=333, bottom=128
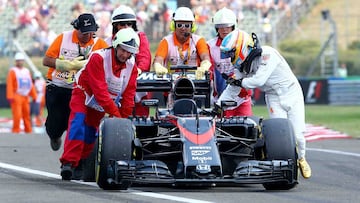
left=105, top=159, right=297, bottom=186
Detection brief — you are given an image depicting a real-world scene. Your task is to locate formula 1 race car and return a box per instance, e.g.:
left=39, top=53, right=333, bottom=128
left=94, top=67, right=298, bottom=191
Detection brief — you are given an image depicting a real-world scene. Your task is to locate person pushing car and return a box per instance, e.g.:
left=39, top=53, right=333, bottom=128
left=215, top=29, right=311, bottom=179
left=59, top=28, right=139, bottom=180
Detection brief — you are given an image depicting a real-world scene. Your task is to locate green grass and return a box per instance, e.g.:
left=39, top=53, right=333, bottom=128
left=287, top=0, right=360, bottom=50
left=1, top=105, right=359, bottom=138
left=253, top=105, right=360, bottom=138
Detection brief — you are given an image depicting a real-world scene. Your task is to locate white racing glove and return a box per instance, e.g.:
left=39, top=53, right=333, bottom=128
left=56, top=56, right=87, bottom=72
left=216, top=85, right=242, bottom=107
left=195, top=59, right=211, bottom=80
left=153, top=62, right=168, bottom=77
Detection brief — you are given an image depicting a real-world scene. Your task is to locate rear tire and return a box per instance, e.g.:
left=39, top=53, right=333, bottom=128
left=261, top=118, right=298, bottom=190
left=96, top=118, right=135, bottom=190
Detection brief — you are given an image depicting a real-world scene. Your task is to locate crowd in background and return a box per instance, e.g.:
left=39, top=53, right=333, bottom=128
left=1, top=0, right=297, bottom=132
left=2, top=0, right=58, bottom=55
left=0, top=0, right=298, bottom=56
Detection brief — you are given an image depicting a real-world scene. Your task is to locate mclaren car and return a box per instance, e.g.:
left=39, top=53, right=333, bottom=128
left=94, top=66, right=298, bottom=190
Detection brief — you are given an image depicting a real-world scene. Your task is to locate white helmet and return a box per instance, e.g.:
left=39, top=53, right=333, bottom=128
left=212, top=7, right=237, bottom=28
left=14, top=52, right=25, bottom=61
left=34, top=71, right=42, bottom=78
left=173, top=7, right=195, bottom=22
left=111, top=5, right=136, bottom=23
left=112, top=27, right=140, bottom=54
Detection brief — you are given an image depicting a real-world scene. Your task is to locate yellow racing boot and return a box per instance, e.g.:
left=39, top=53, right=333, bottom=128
left=299, top=158, right=312, bottom=179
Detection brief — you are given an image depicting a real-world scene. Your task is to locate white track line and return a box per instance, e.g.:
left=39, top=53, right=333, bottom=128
left=307, top=148, right=360, bottom=157
left=0, top=161, right=213, bottom=203
left=1, top=148, right=359, bottom=202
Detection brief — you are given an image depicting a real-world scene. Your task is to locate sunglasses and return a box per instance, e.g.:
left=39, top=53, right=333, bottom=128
left=176, top=23, right=192, bottom=29
left=119, top=22, right=133, bottom=26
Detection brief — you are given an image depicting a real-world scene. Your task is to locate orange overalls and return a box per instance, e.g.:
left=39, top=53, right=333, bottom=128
left=33, top=77, right=46, bottom=126
left=6, top=65, right=37, bottom=133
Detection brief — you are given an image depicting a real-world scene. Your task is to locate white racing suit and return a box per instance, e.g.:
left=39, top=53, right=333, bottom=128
left=217, top=46, right=307, bottom=159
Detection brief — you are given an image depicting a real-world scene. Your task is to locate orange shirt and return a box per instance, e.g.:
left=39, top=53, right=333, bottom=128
left=155, top=32, right=209, bottom=66
left=45, top=30, right=109, bottom=80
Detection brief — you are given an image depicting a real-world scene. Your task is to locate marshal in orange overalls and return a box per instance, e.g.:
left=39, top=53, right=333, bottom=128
left=6, top=53, right=37, bottom=133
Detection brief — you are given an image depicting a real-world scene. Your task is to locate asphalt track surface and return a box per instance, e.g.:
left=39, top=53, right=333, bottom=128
left=0, top=132, right=359, bottom=203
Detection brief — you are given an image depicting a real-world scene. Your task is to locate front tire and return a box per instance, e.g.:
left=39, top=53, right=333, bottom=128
left=261, top=118, right=298, bottom=190
left=96, top=118, right=135, bottom=190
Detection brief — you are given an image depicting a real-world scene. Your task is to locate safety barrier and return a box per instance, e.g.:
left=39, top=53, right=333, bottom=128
left=251, top=78, right=360, bottom=106
left=328, top=79, right=360, bottom=105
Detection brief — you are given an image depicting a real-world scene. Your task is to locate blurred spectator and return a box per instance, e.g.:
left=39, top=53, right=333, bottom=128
left=0, top=0, right=7, bottom=13
left=71, top=2, right=86, bottom=19
left=91, top=0, right=114, bottom=39
left=16, top=5, right=37, bottom=32
left=6, top=52, right=37, bottom=133
left=152, top=10, right=162, bottom=40
left=337, top=63, right=348, bottom=78
left=92, top=0, right=113, bottom=13
left=84, top=0, right=97, bottom=6
left=136, top=4, right=149, bottom=32
left=194, top=1, right=211, bottom=24
left=31, top=71, right=46, bottom=127
left=275, top=0, right=292, bottom=17
left=262, top=17, right=272, bottom=43
left=229, top=0, right=245, bottom=22
left=161, top=3, right=172, bottom=36
left=148, top=0, right=159, bottom=17
left=96, top=10, right=112, bottom=39
left=256, top=0, right=274, bottom=19
left=38, top=0, right=57, bottom=21
left=32, top=21, right=57, bottom=56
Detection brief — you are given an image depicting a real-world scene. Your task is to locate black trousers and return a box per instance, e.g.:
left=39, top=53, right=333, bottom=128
left=45, top=84, right=72, bottom=140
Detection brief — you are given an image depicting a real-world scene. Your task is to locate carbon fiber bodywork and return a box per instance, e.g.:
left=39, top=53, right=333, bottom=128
left=96, top=71, right=298, bottom=190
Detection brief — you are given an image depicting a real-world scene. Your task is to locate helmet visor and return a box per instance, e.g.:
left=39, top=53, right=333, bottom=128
left=215, top=23, right=234, bottom=28
left=220, top=48, right=236, bottom=61
left=112, top=13, right=136, bottom=22
left=119, top=37, right=139, bottom=54
left=119, top=44, right=138, bottom=54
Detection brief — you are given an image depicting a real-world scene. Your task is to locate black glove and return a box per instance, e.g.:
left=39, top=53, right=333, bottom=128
left=211, top=104, right=222, bottom=117
left=221, top=73, right=230, bottom=80
left=226, top=77, right=243, bottom=87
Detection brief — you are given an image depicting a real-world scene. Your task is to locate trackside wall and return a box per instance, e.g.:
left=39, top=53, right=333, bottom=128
left=252, top=78, right=360, bottom=105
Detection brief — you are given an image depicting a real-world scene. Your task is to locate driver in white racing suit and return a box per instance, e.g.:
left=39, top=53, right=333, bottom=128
left=216, top=29, right=311, bottom=179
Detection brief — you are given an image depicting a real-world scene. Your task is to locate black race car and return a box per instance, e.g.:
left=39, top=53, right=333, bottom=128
left=94, top=67, right=298, bottom=190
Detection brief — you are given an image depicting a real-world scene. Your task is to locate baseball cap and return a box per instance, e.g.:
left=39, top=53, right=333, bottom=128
left=77, top=13, right=98, bottom=33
